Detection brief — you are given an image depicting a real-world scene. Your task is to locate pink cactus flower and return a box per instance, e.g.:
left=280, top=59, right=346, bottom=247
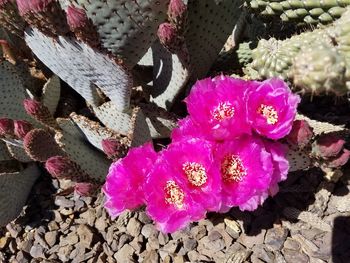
left=286, top=120, right=314, bottom=148
left=263, top=140, right=289, bottom=197
left=103, top=143, right=157, bottom=219
left=14, top=120, right=33, bottom=139
left=163, top=139, right=221, bottom=211
left=170, top=116, right=205, bottom=143
left=66, top=5, right=88, bottom=30
left=246, top=78, right=300, bottom=140
left=215, top=135, right=273, bottom=211
left=145, top=156, right=206, bottom=233
left=185, top=76, right=251, bottom=141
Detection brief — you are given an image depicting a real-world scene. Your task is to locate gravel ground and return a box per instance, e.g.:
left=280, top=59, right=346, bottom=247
left=1, top=166, right=350, bottom=263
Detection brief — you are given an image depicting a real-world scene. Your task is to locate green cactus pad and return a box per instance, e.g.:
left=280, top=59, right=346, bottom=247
left=23, top=129, right=65, bottom=162
left=287, top=144, right=312, bottom=172
left=0, top=61, right=34, bottom=122
left=0, top=141, right=12, bottom=161
left=128, top=107, right=152, bottom=147
left=25, top=28, right=132, bottom=111
left=55, top=130, right=111, bottom=181
left=66, top=0, right=169, bottom=67
left=42, top=76, right=61, bottom=115
left=70, top=112, right=121, bottom=151
left=5, top=140, right=33, bottom=163
left=140, top=103, right=178, bottom=139
left=0, top=163, right=40, bottom=226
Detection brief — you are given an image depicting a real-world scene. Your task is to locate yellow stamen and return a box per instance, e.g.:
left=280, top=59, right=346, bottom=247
left=183, top=162, right=207, bottom=187
left=258, top=104, right=278, bottom=125
left=221, top=155, right=247, bottom=182
left=164, top=180, right=185, bottom=209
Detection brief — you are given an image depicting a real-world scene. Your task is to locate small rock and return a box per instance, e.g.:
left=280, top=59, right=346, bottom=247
left=141, top=224, right=158, bottom=238
left=190, top=225, right=207, bottom=240
left=147, top=236, right=160, bottom=250
left=158, top=232, right=169, bottom=245
left=60, top=208, right=74, bottom=216
left=174, top=255, right=185, bottom=263
left=238, top=230, right=266, bottom=249
left=95, top=217, right=107, bottom=232
left=283, top=248, right=309, bottom=263
left=208, top=230, right=222, bottom=241
left=265, top=227, right=289, bottom=250
left=161, top=240, right=179, bottom=254
left=77, top=225, right=96, bottom=248
left=16, top=251, right=29, bottom=263
left=251, top=244, right=274, bottom=262
left=143, top=250, right=159, bottom=263
left=137, top=211, right=152, bottom=224
left=55, top=196, right=75, bottom=208
left=62, top=232, right=79, bottom=246
left=30, top=244, right=45, bottom=259
left=113, top=244, right=135, bottom=262
left=187, top=250, right=200, bottom=262
left=17, top=239, right=33, bottom=253
left=44, top=231, right=57, bottom=248
left=283, top=238, right=301, bottom=251
left=6, top=224, right=21, bottom=238
left=183, top=238, right=197, bottom=251
left=48, top=221, right=59, bottom=231
left=58, top=245, right=73, bottom=262
left=118, top=234, right=133, bottom=250
left=126, top=218, right=142, bottom=237
left=0, top=237, right=10, bottom=249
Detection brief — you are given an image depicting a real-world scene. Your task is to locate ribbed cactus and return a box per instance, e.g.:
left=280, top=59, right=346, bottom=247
left=245, top=8, right=350, bottom=95
left=246, top=0, right=350, bottom=24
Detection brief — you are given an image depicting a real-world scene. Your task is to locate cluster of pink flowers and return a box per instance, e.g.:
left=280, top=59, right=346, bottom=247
left=103, top=76, right=300, bottom=233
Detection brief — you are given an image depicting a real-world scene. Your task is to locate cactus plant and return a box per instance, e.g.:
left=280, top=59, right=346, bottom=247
left=245, top=0, right=350, bottom=24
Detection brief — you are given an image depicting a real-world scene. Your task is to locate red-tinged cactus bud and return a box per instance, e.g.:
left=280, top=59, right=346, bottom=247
left=14, top=120, right=33, bottom=139
left=102, top=138, right=126, bottom=160
left=66, top=5, right=100, bottom=48
left=23, top=99, right=59, bottom=129
left=16, top=0, right=69, bottom=37
left=168, top=0, right=187, bottom=29
left=0, top=118, right=14, bottom=137
left=74, top=182, right=96, bottom=196
left=312, top=134, right=346, bottom=159
left=45, top=156, right=90, bottom=181
left=329, top=149, right=350, bottom=168
left=66, top=5, right=88, bottom=29
left=157, top=22, right=184, bottom=54
left=16, top=0, right=52, bottom=15
left=286, top=120, right=314, bottom=148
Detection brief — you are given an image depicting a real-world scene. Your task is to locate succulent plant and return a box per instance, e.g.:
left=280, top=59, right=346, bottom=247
left=245, top=0, right=350, bottom=24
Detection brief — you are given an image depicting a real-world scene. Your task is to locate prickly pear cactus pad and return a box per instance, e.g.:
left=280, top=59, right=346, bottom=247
left=185, top=0, right=244, bottom=79
left=25, top=28, right=132, bottom=111
left=0, top=61, right=34, bottom=122
left=67, top=0, right=170, bottom=67
left=0, top=163, right=40, bottom=226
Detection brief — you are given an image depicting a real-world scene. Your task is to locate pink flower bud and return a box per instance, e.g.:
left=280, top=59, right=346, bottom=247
left=23, top=98, right=42, bottom=116
left=0, top=118, right=14, bottom=137
left=102, top=138, right=123, bottom=159
left=66, top=5, right=88, bottom=30
left=157, top=23, right=177, bottom=45
left=0, top=0, right=11, bottom=7
left=45, top=156, right=71, bottom=178
left=313, top=134, right=345, bottom=159
left=14, top=120, right=33, bottom=139
left=16, top=0, right=53, bottom=15
left=74, top=182, right=95, bottom=196
left=329, top=149, right=350, bottom=168
left=168, top=0, right=186, bottom=20
left=286, top=120, right=314, bottom=148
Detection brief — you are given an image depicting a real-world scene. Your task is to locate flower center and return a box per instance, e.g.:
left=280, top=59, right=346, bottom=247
left=182, top=162, right=207, bottom=187
left=164, top=180, right=185, bottom=209
left=212, top=102, right=235, bottom=121
left=258, top=104, right=278, bottom=125
left=221, top=155, right=247, bottom=182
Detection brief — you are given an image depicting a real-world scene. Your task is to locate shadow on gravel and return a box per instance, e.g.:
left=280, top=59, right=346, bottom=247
left=332, top=216, right=350, bottom=263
